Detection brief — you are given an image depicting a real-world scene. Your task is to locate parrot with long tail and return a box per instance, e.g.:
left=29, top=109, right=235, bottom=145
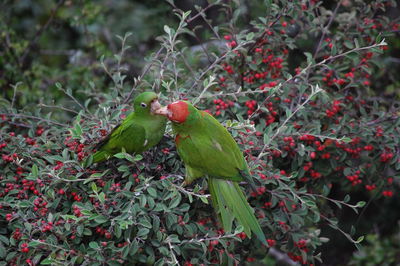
left=156, top=100, right=266, bottom=244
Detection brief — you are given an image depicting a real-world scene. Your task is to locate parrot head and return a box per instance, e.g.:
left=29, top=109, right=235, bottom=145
left=134, top=92, right=162, bottom=116
left=155, top=101, right=193, bottom=123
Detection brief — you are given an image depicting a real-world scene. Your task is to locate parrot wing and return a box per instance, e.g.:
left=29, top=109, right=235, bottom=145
left=93, top=118, right=146, bottom=162
left=94, top=122, right=122, bottom=151
left=175, top=111, right=248, bottom=183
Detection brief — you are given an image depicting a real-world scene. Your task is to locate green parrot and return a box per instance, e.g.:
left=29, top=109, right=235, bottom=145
left=93, top=92, right=167, bottom=163
left=156, top=101, right=266, bottom=245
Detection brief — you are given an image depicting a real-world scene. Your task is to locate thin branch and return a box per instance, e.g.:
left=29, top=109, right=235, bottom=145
left=268, top=247, right=299, bottom=266
left=365, top=115, right=398, bottom=126
left=123, top=46, right=165, bottom=104
left=38, top=103, right=94, bottom=120
left=57, top=85, right=91, bottom=115
left=170, top=181, right=210, bottom=199
left=190, top=41, right=252, bottom=92
left=10, top=82, right=21, bottom=109
left=303, top=0, right=343, bottom=85
left=193, top=76, right=217, bottom=105
left=1, top=120, right=32, bottom=129
left=179, top=233, right=237, bottom=245
left=300, top=191, right=362, bottom=211
left=186, top=2, right=219, bottom=24
left=166, top=241, right=180, bottom=266
left=312, top=0, right=343, bottom=61
left=0, top=113, right=67, bottom=127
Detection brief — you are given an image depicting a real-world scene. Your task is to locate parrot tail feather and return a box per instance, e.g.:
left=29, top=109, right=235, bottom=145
left=208, top=178, right=267, bottom=245
left=93, top=151, right=109, bottom=163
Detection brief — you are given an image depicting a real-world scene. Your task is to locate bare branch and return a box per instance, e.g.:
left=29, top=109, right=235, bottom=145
left=0, top=113, right=67, bottom=127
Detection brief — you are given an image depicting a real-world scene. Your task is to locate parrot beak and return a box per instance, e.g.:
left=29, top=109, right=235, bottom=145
left=150, top=100, right=162, bottom=115
left=154, top=105, right=170, bottom=117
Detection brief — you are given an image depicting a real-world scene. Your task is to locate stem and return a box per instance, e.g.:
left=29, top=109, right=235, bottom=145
left=179, top=233, right=238, bottom=245
left=0, top=113, right=67, bottom=127
left=170, top=181, right=210, bottom=199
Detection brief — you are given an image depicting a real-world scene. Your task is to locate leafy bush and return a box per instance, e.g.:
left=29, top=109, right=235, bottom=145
left=1, top=0, right=399, bottom=265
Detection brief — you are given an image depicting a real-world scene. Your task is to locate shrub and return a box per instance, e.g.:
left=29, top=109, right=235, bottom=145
left=0, top=1, right=399, bottom=265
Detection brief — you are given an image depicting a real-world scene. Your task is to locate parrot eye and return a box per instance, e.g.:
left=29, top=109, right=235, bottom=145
left=140, top=102, right=147, bottom=108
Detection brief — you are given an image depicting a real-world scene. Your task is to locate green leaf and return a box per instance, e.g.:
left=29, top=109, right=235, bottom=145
left=122, top=245, right=130, bottom=259
left=31, top=164, right=38, bottom=177
left=89, top=170, right=110, bottom=179
left=164, top=25, right=171, bottom=35
left=130, top=240, right=139, bottom=256
left=356, top=201, right=366, bottom=208
left=0, top=243, right=6, bottom=258
left=169, top=193, right=181, bottom=209
left=343, top=194, right=350, bottom=203
left=147, top=187, right=157, bottom=198
left=354, top=235, right=364, bottom=243
left=91, top=182, right=98, bottom=193
left=114, top=152, right=130, bottom=160
left=246, top=32, right=255, bottom=41
left=98, top=192, right=106, bottom=204
left=200, top=196, right=208, bottom=204
left=0, top=235, right=9, bottom=245
left=94, top=215, right=108, bottom=224
left=114, top=224, right=122, bottom=238
left=134, top=154, right=143, bottom=161
left=139, top=218, right=152, bottom=229
left=89, top=241, right=99, bottom=249
left=304, top=52, right=314, bottom=65
left=40, top=257, right=53, bottom=265
left=137, top=228, right=150, bottom=238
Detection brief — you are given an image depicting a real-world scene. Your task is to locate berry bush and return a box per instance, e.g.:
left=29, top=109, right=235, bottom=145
left=1, top=1, right=400, bottom=265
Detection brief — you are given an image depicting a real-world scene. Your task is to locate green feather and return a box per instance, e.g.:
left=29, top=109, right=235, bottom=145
left=209, top=178, right=267, bottom=245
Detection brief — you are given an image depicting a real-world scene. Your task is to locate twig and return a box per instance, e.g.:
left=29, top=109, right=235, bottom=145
left=123, top=47, right=165, bottom=104
left=268, top=247, right=299, bottom=266
left=189, top=42, right=252, bottom=92
left=0, top=113, right=67, bottom=127
left=38, top=103, right=93, bottom=120
left=312, top=0, right=343, bottom=61
left=193, top=76, right=217, bottom=105
left=365, top=115, right=398, bottom=126
left=170, top=181, right=210, bottom=198
left=302, top=0, right=343, bottom=87
left=56, top=84, right=91, bottom=115
left=186, top=2, right=219, bottom=24
left=1, top=120, right=32, bottom=129
left=10, top=82, right=22, bottom=109
left=300, top=191, right=362, bottom=211
left=179, top=233, right=237, bottom=245
left=166, top=240, right=180, bottom=266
